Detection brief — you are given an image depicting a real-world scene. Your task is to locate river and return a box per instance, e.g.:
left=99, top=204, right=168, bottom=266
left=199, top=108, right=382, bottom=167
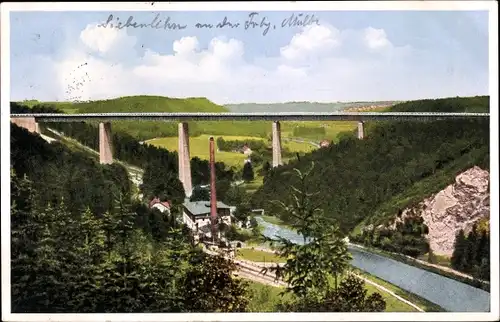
left=255, top=217, right=491, bottom=312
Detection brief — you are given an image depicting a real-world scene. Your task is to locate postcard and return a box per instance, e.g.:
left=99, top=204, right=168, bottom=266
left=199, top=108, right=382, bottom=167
left=1, top=2, right=498, bottom=322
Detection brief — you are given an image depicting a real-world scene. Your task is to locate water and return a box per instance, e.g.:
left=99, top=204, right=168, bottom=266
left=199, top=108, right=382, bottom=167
left=255, top=217, right=491, bottom=312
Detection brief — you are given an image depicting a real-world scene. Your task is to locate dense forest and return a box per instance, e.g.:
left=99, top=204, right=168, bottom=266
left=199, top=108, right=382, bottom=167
left=351, top=212, right=430, bottom=258
left=10, top=140, right=249, bottom=312
left=252, top=96, right=490, bottom=260
left=10, top=124, right=387, bottom=312
left=451, top=223, right=490, bottom=281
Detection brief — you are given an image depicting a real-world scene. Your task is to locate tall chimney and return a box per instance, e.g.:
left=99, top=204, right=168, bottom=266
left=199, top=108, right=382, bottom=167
left=209, top=137, right=218, bottom=242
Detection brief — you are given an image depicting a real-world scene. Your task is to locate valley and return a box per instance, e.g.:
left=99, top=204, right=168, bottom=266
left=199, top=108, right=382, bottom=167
left=9, top=94, right=491, bottom=313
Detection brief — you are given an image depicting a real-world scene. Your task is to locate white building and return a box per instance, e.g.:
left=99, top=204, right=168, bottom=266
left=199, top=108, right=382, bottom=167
left=182, top=200, right=232, bottom=238
left=149, top=197, right=171, bottom=214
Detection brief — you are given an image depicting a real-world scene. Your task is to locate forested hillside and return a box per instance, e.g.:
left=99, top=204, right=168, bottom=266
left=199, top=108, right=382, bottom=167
left=11, top=102, right=237, bottom=203
left=10, top=124, right=253, bottom=312
left=10, top=123, right=389, bottom=313
left=11, top=124, right=131, bottom=216
left=251, top=96, right=490, bottom=246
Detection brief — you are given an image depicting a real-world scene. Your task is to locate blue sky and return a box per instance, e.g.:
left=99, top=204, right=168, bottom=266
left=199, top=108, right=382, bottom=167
left=10, top=10, right=489, bottom=104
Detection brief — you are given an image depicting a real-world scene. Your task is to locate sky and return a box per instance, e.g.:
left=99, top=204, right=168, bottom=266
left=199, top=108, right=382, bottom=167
left=9, top=10, right=490, bottom=104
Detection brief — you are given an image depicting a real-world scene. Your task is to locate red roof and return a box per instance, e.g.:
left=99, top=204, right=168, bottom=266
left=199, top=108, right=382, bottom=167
left=149, top=197, right=170, bottom=209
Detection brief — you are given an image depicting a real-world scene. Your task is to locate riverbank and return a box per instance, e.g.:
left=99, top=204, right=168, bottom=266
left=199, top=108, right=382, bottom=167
left=349, top=243, right=490, bottom=292
left=254, top=216, right=490, bottom=312
left=257, top=215, right=490, bottom=292
left=237, top=244, right=440, bottom=312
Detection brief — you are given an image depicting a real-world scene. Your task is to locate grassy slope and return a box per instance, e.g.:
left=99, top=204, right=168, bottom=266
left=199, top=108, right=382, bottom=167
left=246, top=274, right=423, bottom=312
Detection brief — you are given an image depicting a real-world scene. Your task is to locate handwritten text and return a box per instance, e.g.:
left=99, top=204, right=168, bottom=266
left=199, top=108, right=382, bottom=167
left=97, top=12, right=320, bottom=36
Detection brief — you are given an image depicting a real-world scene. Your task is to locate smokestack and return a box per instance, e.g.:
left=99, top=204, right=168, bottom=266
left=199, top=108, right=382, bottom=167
left=209, top=137, right=218, bottom=242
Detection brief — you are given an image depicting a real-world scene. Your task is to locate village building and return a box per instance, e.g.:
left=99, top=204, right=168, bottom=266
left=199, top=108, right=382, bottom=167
left=242, top=144, right=252, bottom=156
left=320, top=139, right=331, bottom=148
left=182, top=200, right=232, bottom=238
left=148, top=197, right=171, bottom=213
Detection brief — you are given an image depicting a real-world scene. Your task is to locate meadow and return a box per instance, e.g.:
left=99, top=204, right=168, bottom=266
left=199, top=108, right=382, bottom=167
left=146, top=134, right=324, bottom=168
left=245, top=272, right=424, bottom=312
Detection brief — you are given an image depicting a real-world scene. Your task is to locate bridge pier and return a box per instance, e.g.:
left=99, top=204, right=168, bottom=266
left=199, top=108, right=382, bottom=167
left=357, top=121, right=365, bottom=140
left=11, top=117, right=40, bottom=134
left=178, top=122, right=193, bottom=198
left=272, top=121, right=282, bottom=167
left=99, top=122, right=113, bottom=164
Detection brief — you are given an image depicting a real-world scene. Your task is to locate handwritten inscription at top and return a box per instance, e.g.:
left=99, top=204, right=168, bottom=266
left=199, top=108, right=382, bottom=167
left=98, top=13, right=187, bottom=30
left=97, top=12, right=320, bottom=36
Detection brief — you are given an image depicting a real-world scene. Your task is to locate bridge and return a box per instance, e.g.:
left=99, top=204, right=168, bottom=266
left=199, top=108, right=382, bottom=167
left=10, top=111, right=490, bottom=197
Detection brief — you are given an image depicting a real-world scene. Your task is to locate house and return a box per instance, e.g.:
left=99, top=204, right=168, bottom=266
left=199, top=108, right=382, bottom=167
left=242, top=144, right=252, bottom=155
left=320, top=140, right=331, bottom=148
left=182, top=200, right=232, bottom=238
left=149, top=197, right=171, bottom=214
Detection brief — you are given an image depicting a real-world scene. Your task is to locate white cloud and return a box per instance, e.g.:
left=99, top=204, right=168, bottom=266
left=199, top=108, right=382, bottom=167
left=80, top=24, right=136, bottom=54
left=12, top=22, right=488, bottom=104
left=363, top=27, right=392, bottom=50
left=280, top=24, right=341, bottom=61
left=172, top=36, right=199, bottom=55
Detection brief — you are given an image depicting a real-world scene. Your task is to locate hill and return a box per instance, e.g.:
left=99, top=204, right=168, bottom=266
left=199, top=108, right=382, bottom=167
left=225, top=101, right=398, bottom=113
left=250, top=96, right=489, bottom=255
left=15, top=96, right=234, bottom=140
left=17, top=96, right=229, bottom=113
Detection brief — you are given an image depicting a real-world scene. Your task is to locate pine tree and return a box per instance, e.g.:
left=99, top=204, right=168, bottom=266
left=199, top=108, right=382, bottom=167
left=451, top=229, right=467, bottom=271
left=241, top=161, right=255, bottom=182
left=464, top=224, right=479, bottom=272
left=11, top=170, right=42, bottom=312
left=265, top=162, right=352, bottom=300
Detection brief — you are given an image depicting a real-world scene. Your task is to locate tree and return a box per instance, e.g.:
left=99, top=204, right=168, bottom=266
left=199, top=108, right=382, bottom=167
left=451, top=229, right=467, bottom=271
left=190, top=186, right=210, bottom=201
left=281, top=272, right=386, bottom=312
left=11, top=170, right=43, bottom=312
left=242, top=161, right=255, bottom=182
left=464, top=224, right=479, bottom=271
left=181, top=252, right=250, bottom=312
left=263, top=162, right=352, bottom=299
left=260, top=160, right=272, bottom=177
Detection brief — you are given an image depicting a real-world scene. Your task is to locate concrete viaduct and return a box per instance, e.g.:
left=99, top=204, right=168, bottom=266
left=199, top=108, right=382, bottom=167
left=10, top=112, right=490, bottom=197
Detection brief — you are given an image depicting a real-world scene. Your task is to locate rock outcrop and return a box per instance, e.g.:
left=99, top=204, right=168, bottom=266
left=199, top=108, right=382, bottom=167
left=391, top=166, right=490, bottom=257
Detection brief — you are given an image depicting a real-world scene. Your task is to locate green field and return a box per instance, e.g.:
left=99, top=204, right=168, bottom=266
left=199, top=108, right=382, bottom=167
left=246, top=280, right=291, bottom=312
left=245, top=276, right=421, bottom=312
left=146, top=134, right=321, bottom=168
left=236, top=248, right=285, bottom=263
left=280, top=121, right=358, bottom=141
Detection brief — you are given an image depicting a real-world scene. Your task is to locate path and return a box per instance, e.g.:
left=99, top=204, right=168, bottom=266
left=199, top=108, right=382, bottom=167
left=206, top=245, right=424, bottom=311
left=283, top=137, right=321, bottom=148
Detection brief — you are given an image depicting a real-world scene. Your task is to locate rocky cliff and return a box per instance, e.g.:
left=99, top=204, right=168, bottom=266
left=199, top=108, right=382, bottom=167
left=391, top=166, right=490, bottom=257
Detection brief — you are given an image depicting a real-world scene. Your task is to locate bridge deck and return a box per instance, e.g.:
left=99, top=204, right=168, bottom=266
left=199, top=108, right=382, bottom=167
left=10, top=112, right=490, bottom=122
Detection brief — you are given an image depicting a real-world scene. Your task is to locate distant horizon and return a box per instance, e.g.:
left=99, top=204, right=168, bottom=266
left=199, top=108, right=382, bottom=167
left=11, top=94, right=489, bottom=107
